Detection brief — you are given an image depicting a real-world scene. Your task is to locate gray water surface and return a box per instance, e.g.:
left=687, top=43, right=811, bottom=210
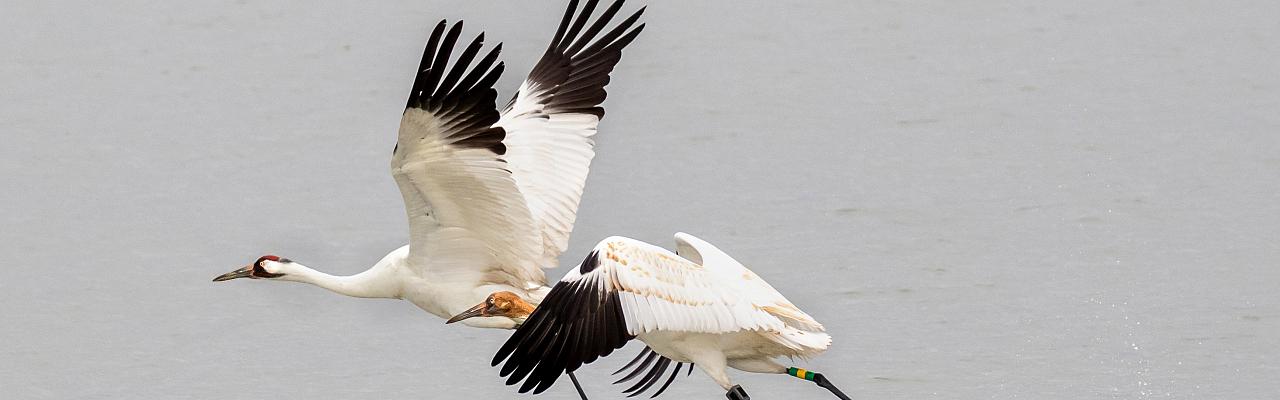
left=2, top=1, right=1278, bottom=399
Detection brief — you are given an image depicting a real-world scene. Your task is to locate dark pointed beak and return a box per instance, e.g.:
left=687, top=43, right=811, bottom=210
left=446, top=302, right=487, bottom=324
left=213, top=265, right=254, bottom=282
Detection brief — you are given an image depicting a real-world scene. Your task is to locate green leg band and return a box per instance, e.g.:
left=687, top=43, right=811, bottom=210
left=785, top=367, right=816, bottom=381
left=787, top=368, right=852, bottom=400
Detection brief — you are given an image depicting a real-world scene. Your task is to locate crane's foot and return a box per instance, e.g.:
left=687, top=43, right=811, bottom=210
left=786, top=367, right=852, bottom=400
left=725, top=384, right=750, bottom=400
left=567, top=371, right=589, bottom=400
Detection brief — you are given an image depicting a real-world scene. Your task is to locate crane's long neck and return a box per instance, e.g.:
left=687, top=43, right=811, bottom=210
left=282, top=262, right=401, bottom=299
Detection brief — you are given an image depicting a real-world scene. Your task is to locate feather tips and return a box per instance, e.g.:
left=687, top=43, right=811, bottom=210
left=497, top=0, right=647, bottom=271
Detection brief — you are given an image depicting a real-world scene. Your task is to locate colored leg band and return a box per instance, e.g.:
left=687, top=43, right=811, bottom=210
left=786, top=367, right=815, bottom=381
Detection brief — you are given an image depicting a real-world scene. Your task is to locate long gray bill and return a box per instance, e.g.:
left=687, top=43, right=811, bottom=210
left=445, top=303, right=486, bottom=324
left=212, top=266, right=253, bottom=282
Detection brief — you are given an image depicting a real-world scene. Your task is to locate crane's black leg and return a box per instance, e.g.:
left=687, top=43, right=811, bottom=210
left=725, top=384, right=750, bottom=400
left=567, top=371, right=589, bottom=400
left=813, top=373, right=852, bottom=400
left=786, top=367, right=851, bottom=400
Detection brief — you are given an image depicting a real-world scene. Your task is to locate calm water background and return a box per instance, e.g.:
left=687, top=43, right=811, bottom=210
left=2, top=1, right=1278, bottom=398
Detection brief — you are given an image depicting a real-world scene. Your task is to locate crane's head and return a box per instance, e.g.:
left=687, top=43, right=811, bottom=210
left=212, top=255, right=292, bottom=282
left=446, top=291, right=535, bottom=324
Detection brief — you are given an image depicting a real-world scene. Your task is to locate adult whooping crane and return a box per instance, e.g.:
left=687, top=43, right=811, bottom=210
left=448, top=233, right=853, bottom=400
left=213, top=0, right=647, bottom=396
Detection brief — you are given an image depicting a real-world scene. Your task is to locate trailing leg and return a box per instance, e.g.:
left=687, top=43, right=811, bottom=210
left=566, top=371, right=589, bottom=400
left=689, top=350, right=745, bottom=400
left=786, top=367, right=851, bottom=400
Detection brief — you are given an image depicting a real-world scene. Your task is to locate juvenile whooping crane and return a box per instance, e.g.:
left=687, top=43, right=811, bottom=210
left=213, top=0, right=651, bottom=396
left=449, top=233, right=852, bottom=400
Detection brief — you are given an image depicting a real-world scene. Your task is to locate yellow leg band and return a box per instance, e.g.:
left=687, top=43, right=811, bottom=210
left=786, top=367, right=816, bottom=381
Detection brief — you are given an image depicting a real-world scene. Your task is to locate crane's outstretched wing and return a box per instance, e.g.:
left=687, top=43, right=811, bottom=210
left=498, top=0, right=646, bottom=269
left=393, top=20, right=543, bottom=288
left=491, top=234, right=828, bottom=395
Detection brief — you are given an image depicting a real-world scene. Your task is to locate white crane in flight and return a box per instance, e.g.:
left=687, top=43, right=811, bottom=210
left=449, top=233, right=853, bottom=400
left=214, top=0, right=648, bottom=397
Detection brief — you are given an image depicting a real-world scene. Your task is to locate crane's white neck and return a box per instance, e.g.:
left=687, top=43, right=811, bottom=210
left=277, top=262, right=401, bottom=299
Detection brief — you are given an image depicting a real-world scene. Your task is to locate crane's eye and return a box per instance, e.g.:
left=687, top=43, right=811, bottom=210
left=252, top=258, right=286, bottom=278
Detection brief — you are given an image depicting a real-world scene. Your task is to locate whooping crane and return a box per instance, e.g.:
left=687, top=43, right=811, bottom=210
left=449, top=233, right=852, bottom=400
left=213, top=0, right=648, bottom=396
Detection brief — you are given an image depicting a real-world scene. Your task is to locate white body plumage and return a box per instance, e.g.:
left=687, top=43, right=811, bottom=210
left=492, top=233, right=832, bottom=394
left=215, top=0, right=648, bottom=333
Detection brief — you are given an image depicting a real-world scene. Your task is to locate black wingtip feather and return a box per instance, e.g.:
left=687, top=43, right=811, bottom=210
left=423, top=22, right=463, bottom=102
left=651, top=363, right=682, bottom=398
left=401, top=20, right=507, bottom=155
left=610, top=347, right=689, bottom=398
left=436, top=32, right=485, bottom=102
left=558, top=0, right=600, bottom=52
left=512, top=0, right=646, bottom=121
left=613, top=350, right=658, bottom=384
left=577, top=7, right=644, bottom=57
left=623, top=357, right=669, bottom=395
left=564, top=0, right=625, bottom=56
left=612, top=343, right=650, bottom=375
left=493, top=271, right=634, bottom=396
left=579, top=250, right=601, bottom=273
left=451, top=44, right=502, bottom=101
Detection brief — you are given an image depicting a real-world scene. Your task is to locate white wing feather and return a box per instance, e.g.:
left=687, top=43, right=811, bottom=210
left=497, top=100, right=597, bottom=268
left=392, top=22, right=544, bottom=289
left=393, top=109, right=542, bottom=286
left=496, top=1, right=646, bottom=268
left=493, top=234, right=829, bottom=394
left=571, top=235, right=826, bottom=337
